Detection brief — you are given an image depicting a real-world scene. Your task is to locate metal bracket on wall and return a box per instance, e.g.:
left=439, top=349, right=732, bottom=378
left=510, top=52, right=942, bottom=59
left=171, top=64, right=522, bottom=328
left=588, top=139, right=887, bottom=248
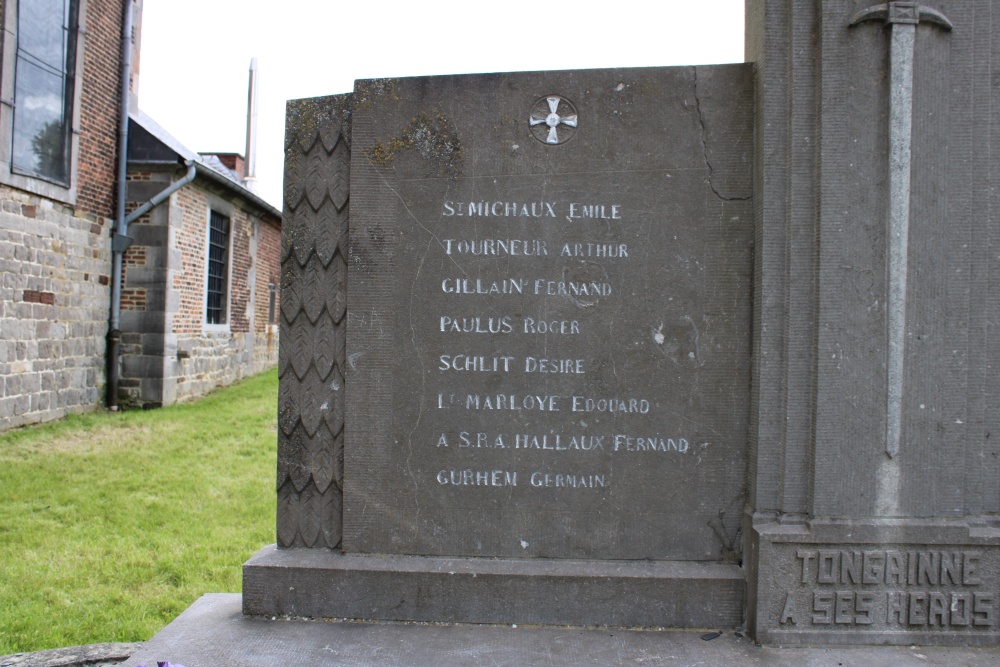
left=111, top=233, right=133, bottom=253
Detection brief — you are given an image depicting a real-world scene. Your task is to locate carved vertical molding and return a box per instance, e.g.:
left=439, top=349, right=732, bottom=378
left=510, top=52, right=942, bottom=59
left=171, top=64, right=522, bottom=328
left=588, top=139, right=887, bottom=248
left=276, top=95, right=352, bottom=549
left=745, top=0, right=821, bottom=518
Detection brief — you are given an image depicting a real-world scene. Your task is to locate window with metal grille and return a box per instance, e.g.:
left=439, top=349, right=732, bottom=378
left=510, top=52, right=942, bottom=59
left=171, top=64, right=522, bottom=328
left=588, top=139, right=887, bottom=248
left=206, top=210, right=230, bottom=325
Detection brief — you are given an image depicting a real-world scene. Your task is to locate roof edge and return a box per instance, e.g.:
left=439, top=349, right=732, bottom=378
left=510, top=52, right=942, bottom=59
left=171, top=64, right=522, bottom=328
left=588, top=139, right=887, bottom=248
left=129, top=110, right=282, bottom=220
left=193, top=162, right=282, bottom=220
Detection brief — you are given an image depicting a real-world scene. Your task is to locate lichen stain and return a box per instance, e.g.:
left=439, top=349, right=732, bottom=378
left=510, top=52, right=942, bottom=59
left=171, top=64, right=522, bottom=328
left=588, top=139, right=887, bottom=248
left=369, top=110, right=464, bottom=178
left=353, top=78, right=400, bottom=111
left=286, top=94, right=353, bottom=151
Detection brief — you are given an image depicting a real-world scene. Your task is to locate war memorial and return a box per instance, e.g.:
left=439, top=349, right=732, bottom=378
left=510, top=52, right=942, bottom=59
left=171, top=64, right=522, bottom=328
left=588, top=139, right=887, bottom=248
left=122, top=1, right=1000, bottom=663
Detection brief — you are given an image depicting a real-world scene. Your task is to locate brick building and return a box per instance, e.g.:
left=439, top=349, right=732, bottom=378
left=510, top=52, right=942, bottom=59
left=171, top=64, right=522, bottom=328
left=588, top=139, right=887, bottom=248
left=0, top=0, right=126, bottom=429
left=120, top=111, right=281, bottom=407
left=0, top=0, right=281, bottom=429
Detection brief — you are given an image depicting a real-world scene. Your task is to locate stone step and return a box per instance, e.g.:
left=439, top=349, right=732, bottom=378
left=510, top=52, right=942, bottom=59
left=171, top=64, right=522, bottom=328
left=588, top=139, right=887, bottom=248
left=119, top=594, right=1000, bottom=667
left=242, top=545, right=743, bottom=628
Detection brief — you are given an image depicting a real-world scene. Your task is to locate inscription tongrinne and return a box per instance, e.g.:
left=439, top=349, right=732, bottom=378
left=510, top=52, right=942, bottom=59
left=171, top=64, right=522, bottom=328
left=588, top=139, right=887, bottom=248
left=529, top=96, right=578, bottom=145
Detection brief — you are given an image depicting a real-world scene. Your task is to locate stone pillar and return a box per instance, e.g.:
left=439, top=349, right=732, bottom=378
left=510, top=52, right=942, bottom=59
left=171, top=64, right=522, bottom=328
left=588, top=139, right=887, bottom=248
left=275, top=95, right=352, bottom=549
left=745, top=0, right=1000, bottom=645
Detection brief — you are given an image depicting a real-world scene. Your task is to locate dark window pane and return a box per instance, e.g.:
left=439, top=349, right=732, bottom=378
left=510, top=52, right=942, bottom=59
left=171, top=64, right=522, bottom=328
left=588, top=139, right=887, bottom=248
left=268, top=283, right=276, bottom=324
left=11, top=61, right=67, bottom=180
left=18, top=0, right=68, bottom=69
left=11, top=0, right=77, bottom=184
left=206, top=211, right=230, bottom=325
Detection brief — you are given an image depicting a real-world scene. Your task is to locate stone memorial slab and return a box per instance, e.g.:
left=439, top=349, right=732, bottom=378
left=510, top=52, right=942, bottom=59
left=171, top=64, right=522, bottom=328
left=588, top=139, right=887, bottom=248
left=232, top=0, right=1000, bottom=646
left=344, top=65, right=753, bottom=560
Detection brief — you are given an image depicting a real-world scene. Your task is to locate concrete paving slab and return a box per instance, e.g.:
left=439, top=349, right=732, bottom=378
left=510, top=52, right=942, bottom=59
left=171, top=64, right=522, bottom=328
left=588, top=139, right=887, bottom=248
left=0, top=643, right=141, bottom=667
left=120, top=594, right=1000, bottom=667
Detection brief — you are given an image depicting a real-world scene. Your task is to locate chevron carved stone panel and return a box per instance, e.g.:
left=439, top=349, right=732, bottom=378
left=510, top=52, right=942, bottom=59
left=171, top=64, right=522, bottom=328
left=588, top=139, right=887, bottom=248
left=276, top=94, right=352, bottom=549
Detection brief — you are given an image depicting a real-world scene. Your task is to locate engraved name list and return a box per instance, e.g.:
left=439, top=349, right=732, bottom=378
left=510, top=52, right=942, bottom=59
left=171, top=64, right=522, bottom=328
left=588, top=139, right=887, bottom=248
left=429, top=196, right=692, bottom=494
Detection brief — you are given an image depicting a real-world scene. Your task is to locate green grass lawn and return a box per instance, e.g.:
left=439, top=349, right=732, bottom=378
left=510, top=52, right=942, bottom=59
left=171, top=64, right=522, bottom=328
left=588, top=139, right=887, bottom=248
left=0, top=369, right=278, bottom=654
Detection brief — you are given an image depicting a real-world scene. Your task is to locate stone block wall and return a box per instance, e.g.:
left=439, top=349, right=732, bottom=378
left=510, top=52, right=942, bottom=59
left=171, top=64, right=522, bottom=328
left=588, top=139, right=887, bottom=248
left=0, top=186, right=111, bottom=429
left=0, top=0, right=127, bottom=431
left=172, top=331, right=254, bottom=401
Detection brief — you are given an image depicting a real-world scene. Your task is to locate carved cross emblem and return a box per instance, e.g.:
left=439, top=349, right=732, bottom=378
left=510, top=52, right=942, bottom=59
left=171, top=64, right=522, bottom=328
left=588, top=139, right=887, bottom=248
left=529, top=96, right=578, bottom=145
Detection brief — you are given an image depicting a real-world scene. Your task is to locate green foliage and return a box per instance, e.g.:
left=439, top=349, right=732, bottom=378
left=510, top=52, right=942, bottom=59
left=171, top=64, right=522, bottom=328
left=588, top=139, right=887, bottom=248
left=0, top=370, right=278, bottom=654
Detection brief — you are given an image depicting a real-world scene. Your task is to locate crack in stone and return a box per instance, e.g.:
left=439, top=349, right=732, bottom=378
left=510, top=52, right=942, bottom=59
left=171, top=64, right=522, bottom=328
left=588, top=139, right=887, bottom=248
left=692, top=67, right=752, bottom=202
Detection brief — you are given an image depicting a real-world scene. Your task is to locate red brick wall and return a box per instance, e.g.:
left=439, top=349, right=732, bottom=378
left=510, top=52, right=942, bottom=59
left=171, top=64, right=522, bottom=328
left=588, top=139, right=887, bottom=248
left=254, top=216, right=281, bottom=330
left=0, top=0, right=123, bottom=217
left=170, top=183, right=260, bottom=335
left=229, top=210, right=251, bottom=334
left=172, top=185, right=208, bottom=333
left=76, top=0, right=124, bottom=219
left=120, top=287, right=145, bottom=311
left=123, top=244, right=145, bottom=267
left=213, top=153, right=245, bottom=176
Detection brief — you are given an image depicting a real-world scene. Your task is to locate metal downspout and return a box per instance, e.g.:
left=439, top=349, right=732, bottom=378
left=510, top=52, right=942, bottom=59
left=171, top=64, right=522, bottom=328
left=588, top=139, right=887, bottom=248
left=108, top=0, right=134, bottom=410
left=108, top=0, right=198, bottom=410
left=124, top=161, right=195, bottom=226
left=107, top=158, right=196, bottom=409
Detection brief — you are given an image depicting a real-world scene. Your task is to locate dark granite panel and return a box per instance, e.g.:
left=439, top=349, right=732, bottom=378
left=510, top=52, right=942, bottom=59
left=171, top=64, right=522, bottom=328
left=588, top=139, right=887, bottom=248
left=344, top=65, right=754, bottom=560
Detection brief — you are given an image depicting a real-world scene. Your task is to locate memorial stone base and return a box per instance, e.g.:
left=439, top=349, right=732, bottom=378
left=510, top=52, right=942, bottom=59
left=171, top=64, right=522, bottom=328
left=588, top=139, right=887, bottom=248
left=117, top=594, right=1000, bottom=667
left=748, top=515, right=1000, bottom=646
left=243, top=547, right=743, bottom=628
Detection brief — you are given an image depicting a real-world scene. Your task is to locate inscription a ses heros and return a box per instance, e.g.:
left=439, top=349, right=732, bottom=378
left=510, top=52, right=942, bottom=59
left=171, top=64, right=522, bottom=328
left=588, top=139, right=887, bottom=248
left=778, top=549, right=996, bottom=629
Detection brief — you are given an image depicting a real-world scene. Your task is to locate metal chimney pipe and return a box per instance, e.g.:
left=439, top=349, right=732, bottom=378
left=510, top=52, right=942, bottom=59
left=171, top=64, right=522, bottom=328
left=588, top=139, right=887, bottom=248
left=243, top=57, right=258, bottom=193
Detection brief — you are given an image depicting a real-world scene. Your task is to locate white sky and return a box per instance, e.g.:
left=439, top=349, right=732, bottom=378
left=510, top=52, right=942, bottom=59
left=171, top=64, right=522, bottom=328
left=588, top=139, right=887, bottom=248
left=138, top=0, right=745, bottom=209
